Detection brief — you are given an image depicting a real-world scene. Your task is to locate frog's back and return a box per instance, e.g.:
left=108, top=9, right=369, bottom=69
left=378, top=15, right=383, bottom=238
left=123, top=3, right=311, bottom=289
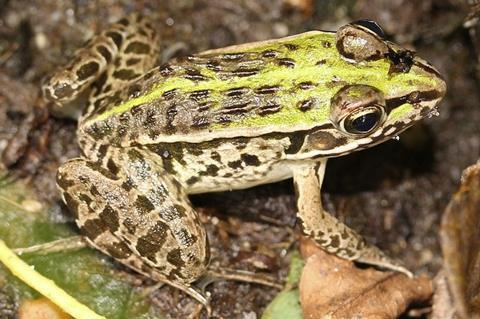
left=80, top=31, right=342, bottom=146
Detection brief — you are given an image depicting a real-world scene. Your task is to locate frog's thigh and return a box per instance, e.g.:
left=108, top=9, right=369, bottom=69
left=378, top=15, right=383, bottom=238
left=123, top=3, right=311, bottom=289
left=56, top=149, right=209, bottom=284
left=292, top=160, right=411, bottom=276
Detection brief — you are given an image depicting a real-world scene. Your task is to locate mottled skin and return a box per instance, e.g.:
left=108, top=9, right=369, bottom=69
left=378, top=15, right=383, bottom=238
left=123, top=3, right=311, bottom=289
left=43, top=15, right=446, bottom=305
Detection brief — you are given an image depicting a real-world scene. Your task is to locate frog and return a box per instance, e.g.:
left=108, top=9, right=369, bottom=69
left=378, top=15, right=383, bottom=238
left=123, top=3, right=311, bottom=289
left=42, top=15, right=446, bottom=306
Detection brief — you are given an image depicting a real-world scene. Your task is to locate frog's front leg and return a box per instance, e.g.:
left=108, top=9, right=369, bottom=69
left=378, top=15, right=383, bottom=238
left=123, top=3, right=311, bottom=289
left=56, top=147, right=210, bottom=304
left=292, top=160, right=412, bottom=276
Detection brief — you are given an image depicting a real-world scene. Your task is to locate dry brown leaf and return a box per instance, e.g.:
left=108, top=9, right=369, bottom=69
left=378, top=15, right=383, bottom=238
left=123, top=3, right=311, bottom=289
left=299, top=238, right=432, bottom=319
left=18, top=298, right=71, bottom=319
left=439, top=161, right=480, bottom=319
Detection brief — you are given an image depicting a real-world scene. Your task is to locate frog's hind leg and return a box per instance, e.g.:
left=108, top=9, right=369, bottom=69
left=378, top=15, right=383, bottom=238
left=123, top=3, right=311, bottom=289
left=56, top=147, right=210, bottom=305
left=42, top=14, right=159, bottom=118
left=292, top=160, right=412, bottom=276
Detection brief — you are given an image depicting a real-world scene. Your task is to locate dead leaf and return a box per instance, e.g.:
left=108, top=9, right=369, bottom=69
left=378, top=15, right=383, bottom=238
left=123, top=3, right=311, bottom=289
left=439, top=161, right=480, bottom=319
left=18, top=298, right=71, bottom=319
left=299, top=238, right=432, bottom=319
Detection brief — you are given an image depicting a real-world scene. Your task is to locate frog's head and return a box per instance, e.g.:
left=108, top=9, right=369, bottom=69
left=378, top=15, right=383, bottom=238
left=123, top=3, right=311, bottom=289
left=293, top=20, right=446, bottom=159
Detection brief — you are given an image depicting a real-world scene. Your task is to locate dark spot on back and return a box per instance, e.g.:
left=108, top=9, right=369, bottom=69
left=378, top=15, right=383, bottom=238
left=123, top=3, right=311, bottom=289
left=107, top=158, right=120, bottom=176
left=206, top=59, right=221, bottom=71
left=113, top=69, right=138, bottom=80
left=106, top=31, right=123, bottom=48
left=96, top=45, right=112, bottom=63
left=189, top=89, right=210, bottom=101
left=284, top=43, right=299, bottom=50
left=76, top=61, right=99, bottom=81
left=125, top=41, right=151, bottom=54
left=262, top=49, right=279, bottom=58
left=126, top=57, right=141, bottom=66
left=255, top=85, right=281, bottom=95
left=184, top=68, right=208, bottom=81
left=118, top=18, right=130, bottom=26
left=276, top=58, right=295, bottom=68
left=221, top=52, right=245, bottom=61
left=298, top=99, right=315, bottom=111
left=322, top=41, right=332, bottom=48
left=298, top=81, right=315, bottom=90
left=231, top=67, right=259, bottom=77
left=225, top=87, right=249, bottom=97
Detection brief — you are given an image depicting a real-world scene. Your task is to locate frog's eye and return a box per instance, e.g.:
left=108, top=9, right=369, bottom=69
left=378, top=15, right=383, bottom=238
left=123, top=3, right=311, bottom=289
left=342, top=106, right=384, bottom=135
left=352, top=20, right=385, bottom=39
left=330, top=85, right=387, bottom=136
left=336, top=21, right=388, bottom=62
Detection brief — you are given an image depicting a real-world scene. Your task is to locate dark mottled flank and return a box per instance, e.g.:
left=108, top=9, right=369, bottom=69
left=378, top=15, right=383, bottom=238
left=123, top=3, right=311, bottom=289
left=329, top=234, right=340, bottom=248
left=205, top=164, right=219, bottom=176
left=82, top=218, right=107, bottom=240
left=135, top=195, right=155, bottom=214
left=176, top=228, right=198, bottom=247
left=99, top=205, right=120, bottom=232
left=228, top=160, right=242, bottom=169
left=136, top=221, right=169, bottom=261
left=78, top=193, right=93, bottom=206
left=62, top=192, right=79, bottom=216
left=186, top=176, right=200, bottom=185
left=210, top=151, right=221, bottom=162
left=241, top=153, right=260, bottom=166
left=106, top=240, right=132, bottom=259
left=285, top=133, right=306, bottom=154
left=167, top=249, right=185, bottom=272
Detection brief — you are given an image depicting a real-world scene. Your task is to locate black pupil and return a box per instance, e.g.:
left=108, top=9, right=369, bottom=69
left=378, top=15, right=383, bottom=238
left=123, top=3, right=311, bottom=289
left=351, top=112, right=379, bottom=133
left=353, top=20, right=385, bottom=39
